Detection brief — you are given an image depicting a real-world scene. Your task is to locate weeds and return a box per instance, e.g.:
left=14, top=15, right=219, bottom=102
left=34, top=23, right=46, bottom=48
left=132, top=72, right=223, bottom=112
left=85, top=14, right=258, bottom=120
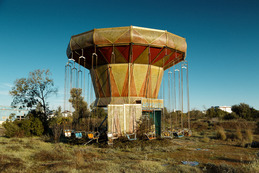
left=216, top=126, right=227, bottom=140
left=245, top=129, right=253, bottom=144
left=0, top=154, right=25, bottom=172
left=0, top=119, right=258, bottom=173
left=204, top=163, right=238, bottom=173
left=201, top=136, right=210, bottom=143
left=34, top=145, right=71, bottom=162
left=236, top=126, right=243, bottom=141
left=244, top=159, right=259, bottom=172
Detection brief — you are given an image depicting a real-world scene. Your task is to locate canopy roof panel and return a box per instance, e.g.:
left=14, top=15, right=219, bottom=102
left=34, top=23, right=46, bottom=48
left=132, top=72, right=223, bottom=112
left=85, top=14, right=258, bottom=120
left=66, top=26, right=187, bottom=70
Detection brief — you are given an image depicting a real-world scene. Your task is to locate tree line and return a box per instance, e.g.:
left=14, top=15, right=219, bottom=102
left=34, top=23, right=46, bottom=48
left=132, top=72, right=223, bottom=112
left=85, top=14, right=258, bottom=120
left=188, top=103, right=259, bottom=121
left=3, top=69, right=106, bottom=139
left=3, top=69, right=258, bottom=138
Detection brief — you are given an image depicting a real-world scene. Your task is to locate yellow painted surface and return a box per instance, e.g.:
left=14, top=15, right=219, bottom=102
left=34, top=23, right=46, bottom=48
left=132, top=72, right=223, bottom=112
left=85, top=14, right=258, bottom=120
left=111, top=64, right=128, bottom=96
left=97, top=28, right=129, bottom=43
left=93, top=64, right=164, bottom=106
left=150, top=66, right=162, bottom=97
left=134, top=28, right=165, bottom=44
left=153, top=53, right=172, bottom=67
left=134, top=47, right=149, bottom=64
left=133, top=64, right=148, bottom=96
left=95, top=65, right=109, bottom=96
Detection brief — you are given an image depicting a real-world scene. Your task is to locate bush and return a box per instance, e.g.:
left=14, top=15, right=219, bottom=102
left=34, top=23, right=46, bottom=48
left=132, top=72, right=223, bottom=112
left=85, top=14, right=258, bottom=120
left=20, top=119, right=31, bottom=136
left=3, top=113, right=44, bottom=138
left=191, top=121, right=209, bottom=131
left=223, top=112, right=238, bottom=120
left=189, top=110, right=205, bottom=120
left=202, top=136, right=210, bottom=143
left=232, top=103, right=259, bottom=120
left=206, top=107, right=228, bottom=119
left=2, top=121, right=21, bottom=137
left=245, top=129, right=253, bottom=144
left=236, top=127, right=243, bottom=141
left=216, top=126, right=226, bottom=140
left=30, top=117, right=44, bottom=136
left=256, top=122, right=259, bottom=134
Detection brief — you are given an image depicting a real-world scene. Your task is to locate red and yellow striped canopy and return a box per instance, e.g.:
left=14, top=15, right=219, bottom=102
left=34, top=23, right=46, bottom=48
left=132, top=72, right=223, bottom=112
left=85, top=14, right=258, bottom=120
left=66, top=26, right=187, bottom=106
left=67, top=26, right=187, bottom=70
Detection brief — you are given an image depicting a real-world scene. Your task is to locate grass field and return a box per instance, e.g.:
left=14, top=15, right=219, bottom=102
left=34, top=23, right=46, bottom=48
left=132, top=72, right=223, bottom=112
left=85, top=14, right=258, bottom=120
left=0, top=121, right=258, bottom=173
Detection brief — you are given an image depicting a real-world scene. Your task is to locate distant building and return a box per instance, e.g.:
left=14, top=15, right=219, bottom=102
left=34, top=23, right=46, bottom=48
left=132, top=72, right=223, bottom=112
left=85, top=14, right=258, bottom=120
left=62, top=110, right=72, bottom=117
left=0, top=105, right=29, bottom=124
left=48, top=110, right=72, bottom=119
left=214, top=106, right=232, bottom=113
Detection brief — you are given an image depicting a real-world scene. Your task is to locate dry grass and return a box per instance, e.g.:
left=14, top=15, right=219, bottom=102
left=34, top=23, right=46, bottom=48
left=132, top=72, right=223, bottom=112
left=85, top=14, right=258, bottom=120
left=0, top=120, right=258, bottom=172
left=244, top=159, right=259, bottom=172
left=245, top=129, right=254, bottom=144
left=236, top=126, right=243, bottom=141
left=216, top=126, right=227, bottom=140
left=201, top=136, right=210, bottom=143
left=0, top=154, right=25, bottom=173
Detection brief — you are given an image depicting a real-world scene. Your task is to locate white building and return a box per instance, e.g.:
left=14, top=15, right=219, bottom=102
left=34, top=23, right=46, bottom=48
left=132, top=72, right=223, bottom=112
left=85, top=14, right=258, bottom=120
left=0, top=105, right=29, bottom=124
left=214, top=106, right=232, bottom=113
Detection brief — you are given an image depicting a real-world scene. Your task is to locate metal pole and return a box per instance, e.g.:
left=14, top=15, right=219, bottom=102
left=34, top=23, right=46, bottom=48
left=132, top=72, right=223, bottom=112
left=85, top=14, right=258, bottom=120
left=83, top=58, right=86, bottom=100
left=64, top=64, right=67, bottom=112
left=69, top=57, right=75, bottom=112
left=181, top=62, right=184, bottom=129
left=168, top=70, right=172, bottom=130
left=163, top=47, right=168, bottom=133
left=88, top=72, right=90, bottom=107
left=174, top=50, right=178, bottom=129
left=186, top=61, right=190, bottom=129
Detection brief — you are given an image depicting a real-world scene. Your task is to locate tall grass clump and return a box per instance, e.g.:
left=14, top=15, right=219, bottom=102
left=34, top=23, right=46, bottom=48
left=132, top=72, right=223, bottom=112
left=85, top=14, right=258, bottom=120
left=216, top=126, right=226, bottom=140
left=245, top=129, right=253, bottom=144
left=201, top=136, right=210, bottom=143
left=236, top=126, right=243, bottom=141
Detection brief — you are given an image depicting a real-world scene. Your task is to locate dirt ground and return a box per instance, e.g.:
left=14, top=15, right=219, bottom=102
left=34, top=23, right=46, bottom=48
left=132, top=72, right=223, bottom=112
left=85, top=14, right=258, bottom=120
left=0, top=121, right=258, bottom=172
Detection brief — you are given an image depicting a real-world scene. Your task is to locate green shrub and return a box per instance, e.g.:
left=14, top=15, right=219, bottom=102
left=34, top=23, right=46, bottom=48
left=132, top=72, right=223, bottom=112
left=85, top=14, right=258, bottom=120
left=30, top=117, right=44, bottom=136
left=2, top=121, right=21, bottom=137
left=20, top=119, right=31, bottom=136
left=3, top=113, right=44, bottom=138
left=223, top=112, right=238, bottom=120
left=232, top=103, right=259, bottom=120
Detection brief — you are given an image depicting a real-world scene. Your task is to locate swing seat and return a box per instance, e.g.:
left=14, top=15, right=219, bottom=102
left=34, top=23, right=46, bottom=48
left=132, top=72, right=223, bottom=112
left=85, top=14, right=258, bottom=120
left=87, top=132, right=100, bottom=140
left=163, top=131, right=173, bottom=139
left=107, top=132, right=119, bottom=140
left=145, top=132, right=156, bottom=140
left=84, top=132, right=100, bottom=145
left=173, top=131, right=184, bottom=138
left=126, top=133, right=137, bottom=141
left=64, top=129, right=72, bottom=137
left=75, top=132, right=83, bottom=139
left=183, top=129, right=192, bottom=137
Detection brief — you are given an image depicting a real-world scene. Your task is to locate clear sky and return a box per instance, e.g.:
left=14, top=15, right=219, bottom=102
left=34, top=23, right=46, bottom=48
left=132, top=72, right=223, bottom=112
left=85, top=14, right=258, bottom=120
left=0, top=0, right=259, bottom=111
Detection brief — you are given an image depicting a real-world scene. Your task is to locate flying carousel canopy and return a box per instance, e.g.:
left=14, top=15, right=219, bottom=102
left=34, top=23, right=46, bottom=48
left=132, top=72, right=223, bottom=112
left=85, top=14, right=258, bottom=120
left=66, top=26, right=187, bottom=106
left=66, top=26, right=187, bottom=70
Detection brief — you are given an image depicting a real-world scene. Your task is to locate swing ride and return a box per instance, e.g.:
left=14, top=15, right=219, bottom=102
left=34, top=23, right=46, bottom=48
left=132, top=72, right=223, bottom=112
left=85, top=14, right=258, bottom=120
left=64, top=26, right=190, bottom=144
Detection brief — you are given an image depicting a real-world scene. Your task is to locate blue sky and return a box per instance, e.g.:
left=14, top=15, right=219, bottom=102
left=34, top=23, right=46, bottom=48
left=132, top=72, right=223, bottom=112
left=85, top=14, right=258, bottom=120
left=0, top=0, right=258, bottom=111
